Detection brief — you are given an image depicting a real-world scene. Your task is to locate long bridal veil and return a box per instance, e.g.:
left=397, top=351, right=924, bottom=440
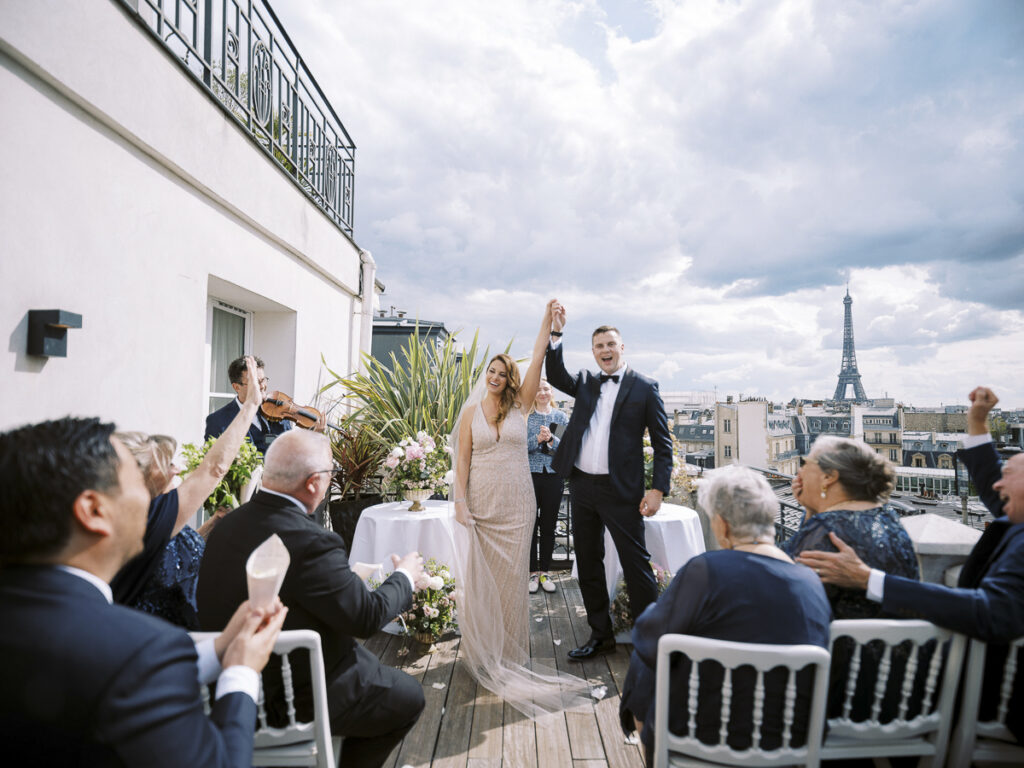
left=447, top=371, right=592, bottom=719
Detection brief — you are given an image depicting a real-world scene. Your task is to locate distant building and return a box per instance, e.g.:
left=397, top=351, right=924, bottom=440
left=715, top=399, right=798, bottom=475
left=852, top=404, right=904, bottom=465
left=674, top=423, right=715, bottom=455
left=904, top=409, right=968, bottom=433
left=902, top=432, right=961, bottom=469
left=791, top=405, right=853, bottom=454
left=371, top=310, right=450, bottom=367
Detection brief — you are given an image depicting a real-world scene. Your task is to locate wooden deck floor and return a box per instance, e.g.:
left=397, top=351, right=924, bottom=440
left=363, top=572, right=645, bottom=768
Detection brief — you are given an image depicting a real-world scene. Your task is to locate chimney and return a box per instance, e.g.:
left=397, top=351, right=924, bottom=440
left=726, top=395, right=734, bottom=404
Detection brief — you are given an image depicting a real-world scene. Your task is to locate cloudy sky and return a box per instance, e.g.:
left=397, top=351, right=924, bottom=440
left=271, top=0, right=1024, bottom=408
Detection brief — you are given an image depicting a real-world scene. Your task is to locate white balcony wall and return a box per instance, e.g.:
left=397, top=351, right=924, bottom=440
left=0, top=0, right=369, bottom=442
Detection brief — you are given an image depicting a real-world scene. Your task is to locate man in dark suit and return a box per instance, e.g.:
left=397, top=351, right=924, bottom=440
left=544, top=301, right=674, bottom=660
left=205, top=355, right=291, bottom=453
left=799, top=386, right=1024, bottom=742
left=0, top=417, right=286, bottom=767
left=198, top=429, right=426, bottom=768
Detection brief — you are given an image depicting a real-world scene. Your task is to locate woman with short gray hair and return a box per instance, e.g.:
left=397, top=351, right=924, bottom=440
left=619, top=465, right=831, bottom=763
left=786, top=435, right=917, bottom=619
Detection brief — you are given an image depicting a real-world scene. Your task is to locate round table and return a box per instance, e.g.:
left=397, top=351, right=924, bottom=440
left=571, top=502, right=706, bottom=598
left=349, top=499, right=457, bottom=577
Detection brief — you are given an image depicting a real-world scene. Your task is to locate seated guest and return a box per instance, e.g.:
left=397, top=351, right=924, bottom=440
left=111, top=355, right=264, bottom=621
left=0, top=416, right=286, bottom=767
left=798, top=386, right=1024, bottom=744
left=198, top=429, right=426, bottom=768
left=785, top=435, right=918, bottom=618
left=205, top=354, right=291, bottom=453
left=620, top=465, right=831, bottom=764
left=119, top=432, right=205, bottom=628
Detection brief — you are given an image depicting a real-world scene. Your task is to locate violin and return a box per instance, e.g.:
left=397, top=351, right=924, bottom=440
left=261, top=391, right=328, bottom=432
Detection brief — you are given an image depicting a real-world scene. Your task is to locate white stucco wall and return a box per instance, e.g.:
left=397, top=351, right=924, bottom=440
left=0, top=0, right=369, bottom=443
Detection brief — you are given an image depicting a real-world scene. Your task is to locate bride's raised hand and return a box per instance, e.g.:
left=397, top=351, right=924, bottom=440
left=454, top=499, right=475, bottom=527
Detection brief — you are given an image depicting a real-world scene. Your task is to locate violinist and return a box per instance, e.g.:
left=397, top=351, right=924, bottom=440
left=205, top=354, right=292, bottom=454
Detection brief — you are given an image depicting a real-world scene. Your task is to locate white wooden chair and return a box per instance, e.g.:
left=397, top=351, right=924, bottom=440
left=652, top=634, right=831, bottom=768
left=946, top=635, right=1024, bottom=767
left=819, top=620, right=966, bottom=768
left=191, top=629, right=342, bottom=768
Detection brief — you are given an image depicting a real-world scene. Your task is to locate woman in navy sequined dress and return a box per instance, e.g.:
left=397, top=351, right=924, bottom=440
left=783, top=435, right=918, bottom=618
left=784, top=435, right=920, bottom=722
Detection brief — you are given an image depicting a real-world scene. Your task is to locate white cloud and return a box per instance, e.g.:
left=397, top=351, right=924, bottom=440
left=271, top=0, right=1024, bottom=405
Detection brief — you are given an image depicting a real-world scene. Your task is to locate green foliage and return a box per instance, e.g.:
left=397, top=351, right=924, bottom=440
left=611, top=562, right=674, bottom=634
left=989, top=415, right=1009, bottom=442
left=330, top=418, right=389, bottom=499
left=180, top=437, right=263, bottom=516
left=321, top=326, right=508, bottom=445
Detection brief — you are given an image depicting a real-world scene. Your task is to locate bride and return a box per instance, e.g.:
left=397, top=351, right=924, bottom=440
left=450, top=300, right=590, bottom=717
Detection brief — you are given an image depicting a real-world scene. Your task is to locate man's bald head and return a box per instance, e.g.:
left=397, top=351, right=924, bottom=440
left=263, top=430, right=332, bottom=497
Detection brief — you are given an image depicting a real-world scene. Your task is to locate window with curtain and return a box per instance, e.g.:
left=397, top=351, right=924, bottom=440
left=209, top=304, right=248, bottom=414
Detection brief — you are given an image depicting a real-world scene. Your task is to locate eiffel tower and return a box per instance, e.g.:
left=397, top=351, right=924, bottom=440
left=833, top=288, right=868, bottom=402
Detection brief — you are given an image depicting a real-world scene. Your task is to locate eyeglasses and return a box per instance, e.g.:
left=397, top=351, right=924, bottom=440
left=308, top=467, right=342, bottom=477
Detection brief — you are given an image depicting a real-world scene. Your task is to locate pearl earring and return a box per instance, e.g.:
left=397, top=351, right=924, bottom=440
left=820, top=487, right=827, bottom=499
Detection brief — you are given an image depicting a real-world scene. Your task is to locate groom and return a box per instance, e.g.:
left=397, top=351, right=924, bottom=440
left=545, top=301, right=674, bottom=660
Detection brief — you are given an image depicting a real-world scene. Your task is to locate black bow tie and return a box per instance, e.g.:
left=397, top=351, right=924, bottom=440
left=599, top=373, right=620, bottom=383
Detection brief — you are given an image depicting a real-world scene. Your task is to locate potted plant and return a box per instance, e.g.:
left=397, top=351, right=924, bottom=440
left=400, top=558, right=457, bottom=648
left=611, top=561, right=674, bottom=639
left=327, top=419, right=389, bottom=550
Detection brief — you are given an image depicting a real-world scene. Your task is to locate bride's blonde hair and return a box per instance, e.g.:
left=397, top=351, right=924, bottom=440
left=487, top=353, right=521, bottom=427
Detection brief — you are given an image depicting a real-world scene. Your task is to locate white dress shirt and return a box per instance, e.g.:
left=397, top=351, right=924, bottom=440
left=550, top=337, right=626, bottom=475
left=56, top=565, right=259, bottom=701
left=865, top=432, right=992, bottom=603
left=235, top=396, right=263, bottom=431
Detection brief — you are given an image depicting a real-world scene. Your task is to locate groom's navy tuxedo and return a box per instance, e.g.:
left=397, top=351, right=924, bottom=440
left=0, top=566, right=257, bottom=767
left=546, top=340, right=674, bottom=641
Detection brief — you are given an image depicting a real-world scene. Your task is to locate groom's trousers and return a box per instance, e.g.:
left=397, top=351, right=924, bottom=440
left=570, top=469, right=658, bottom=641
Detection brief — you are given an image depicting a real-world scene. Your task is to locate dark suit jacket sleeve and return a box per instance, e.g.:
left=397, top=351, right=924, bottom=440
left=882, top=535, right=1024, bottom=642
left=631, top=556, right=710, bottom=669
left=958, top=441, right=1004, bottom=517
left=97, top=628, right=256, bottom=767
left=646, top=381, right=673, bottom=495
left=544, top=342, right=578, bottom=397
left=298, top=534, right=413, bottom=637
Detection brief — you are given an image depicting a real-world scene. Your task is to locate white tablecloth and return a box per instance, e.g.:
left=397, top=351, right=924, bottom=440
left=349, top=500, right=457, bottom=577
left=571, top=502, right=706, bottom=597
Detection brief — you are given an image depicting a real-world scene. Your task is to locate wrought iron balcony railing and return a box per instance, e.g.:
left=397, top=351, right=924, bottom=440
left=125, top=0, right=355, bottom=236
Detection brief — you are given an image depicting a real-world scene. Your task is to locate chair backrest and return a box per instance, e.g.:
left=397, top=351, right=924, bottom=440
left=826, top=620, right=965, bottom=747
left=948, top=634, right=1024, bottom=766
left=653, top=633, right=830, bottom=768
left=190, top=629, right=336, bottom=768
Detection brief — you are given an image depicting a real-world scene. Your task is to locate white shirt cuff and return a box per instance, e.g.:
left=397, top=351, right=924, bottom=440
left=549, top=338, right=562, bottom=349
left=216, top=666, right=260, bottom=703
left=394, top=567, right=416, bottom=592
left=866, top=569, right=885, bottom=603
left=195, top=637, right=222, bottom=685
left=961, top=433, right=993, bottom=449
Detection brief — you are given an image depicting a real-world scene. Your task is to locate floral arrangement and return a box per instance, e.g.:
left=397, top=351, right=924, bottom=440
left=611, top=561, right=674, bottom=635
left=643, top=433, right=693, bottom=497
left=400, top=558, right=457, bottom=641
left=382, top=431, right=452, bottom=495
left=180, top=436, right=262, bottom=516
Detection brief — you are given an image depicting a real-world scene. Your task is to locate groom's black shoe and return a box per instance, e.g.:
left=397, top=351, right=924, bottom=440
left=568, top=637, right=616, bottom=661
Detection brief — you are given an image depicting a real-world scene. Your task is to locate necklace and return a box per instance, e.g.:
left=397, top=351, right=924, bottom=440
left=731, top=538, right=773, bottom=550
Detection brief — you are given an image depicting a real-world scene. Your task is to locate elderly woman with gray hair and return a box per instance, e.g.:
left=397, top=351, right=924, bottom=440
left=619, top=465, right=831, bottom=762
left=786, top=435, right=918, bottom=619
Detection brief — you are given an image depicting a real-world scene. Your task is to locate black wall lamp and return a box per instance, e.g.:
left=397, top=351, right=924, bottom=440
left=28, top=309, right=82, bottom=357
